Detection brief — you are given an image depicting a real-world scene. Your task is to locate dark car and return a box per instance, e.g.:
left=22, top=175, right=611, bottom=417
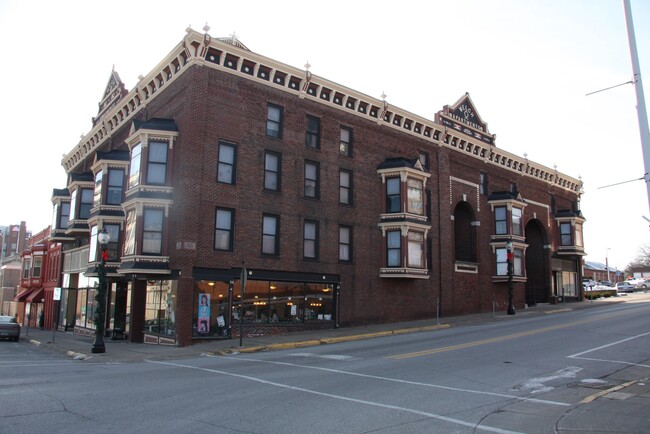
left=0, top=315, right=20, bottom=341
left=615, top=281, right=635, bottom=293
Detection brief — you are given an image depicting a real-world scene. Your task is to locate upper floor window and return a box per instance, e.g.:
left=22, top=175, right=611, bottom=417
left=215, top=208, right=234, bottom=251
left=575, top=223, right=583, bottom=247
left=418, top=151, right=429, bottom=170
left=217, top=141, right=237, bottom=184
left=339, top=169, right=352, bottom=205
left=32, top=256, right=42, bottom=278
left=146, top=142, right=168, bottom=185
left=386, top=230, right=401, bottom=267
left=454, top=202, right=477, bottom=263
left=560, top=222, right=572, bottom=246
left=22, top=258, right=31, bottom=279
left=264, top=151, right=281, bottom=191
left=305, top=161, right=319, bottom=198
left=407, top=179, right=424, bottom=215
left=304, top=220, right=319, bottom=259
left=262, top=214, right=279, bottom=255
left=407, top=231, right=425, bottom=268
left=306, top=115, right=320, bottom=149
left=495, top=206, right=507, bottom=235
left=339, top=226, right=352, bottom=262
left=496, top=246, right=524, bottom=276
left=107, top=169, right=125, bottom=205
left=78, top=188, right=93, bottom=219
left=93, top=171, right=103, bottom=208
left=480, top=172, right=488, bottom=195
left=104, top=224, right=120, bottom=261
left=57, top=202, right=70, bottom=230
left=386, top=178, right=401, bottom=213
left=124, top=211, right=136, bottom=256
left=129, top=143, right=142, bottom=189
left=512, top=207, right=523, bottom=236
left=340, top=127, right=352, bottom=156
left=266, top=104, right=283, bottom=138
left=142, top=208, right=164, bottom=255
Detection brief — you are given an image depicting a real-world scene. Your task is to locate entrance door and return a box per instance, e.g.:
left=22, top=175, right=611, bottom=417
left=525, top=220, right=548, bottom=305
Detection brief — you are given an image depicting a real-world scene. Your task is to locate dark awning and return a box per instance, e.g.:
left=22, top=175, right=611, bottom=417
left=14, top=288, right=33, bottom=302
left=26, top=288, right=44, bottom=303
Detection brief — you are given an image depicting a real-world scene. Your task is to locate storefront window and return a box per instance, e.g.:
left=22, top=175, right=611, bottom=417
left=144, top=280, right=176, bottom=337
left=193, top=279, right=334, bottom=338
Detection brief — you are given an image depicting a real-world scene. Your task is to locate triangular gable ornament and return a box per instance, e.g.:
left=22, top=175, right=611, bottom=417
left=92, top=68, right=129, bottom=127
left=436, top=92, right=496, bottom=146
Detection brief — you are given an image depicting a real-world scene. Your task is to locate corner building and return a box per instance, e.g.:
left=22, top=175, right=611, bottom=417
left=52, top=29, right=585, bottom=346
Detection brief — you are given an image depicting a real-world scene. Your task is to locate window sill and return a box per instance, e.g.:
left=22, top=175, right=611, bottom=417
left=454, top=261, right=478, bottom=273
left=380, top=267, right=430, bottom=279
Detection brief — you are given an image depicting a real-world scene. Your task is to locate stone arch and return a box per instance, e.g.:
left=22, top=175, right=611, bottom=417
left=525, top=219, right=549, bottom=305
left=453, top=201, right=477, bottom=263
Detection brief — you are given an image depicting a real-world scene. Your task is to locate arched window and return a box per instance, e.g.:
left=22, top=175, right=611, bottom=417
left=454, top=202, right=477, bottom=262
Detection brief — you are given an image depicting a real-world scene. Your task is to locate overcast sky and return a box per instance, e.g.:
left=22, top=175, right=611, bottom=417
left=1, top=0, right=648, bottom=272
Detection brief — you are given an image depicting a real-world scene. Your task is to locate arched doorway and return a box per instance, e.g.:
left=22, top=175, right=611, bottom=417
left=525, top=219, right=548, bottom=305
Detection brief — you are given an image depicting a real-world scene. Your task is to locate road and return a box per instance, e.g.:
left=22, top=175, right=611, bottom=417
left=2, top=299, right=649, bottom=433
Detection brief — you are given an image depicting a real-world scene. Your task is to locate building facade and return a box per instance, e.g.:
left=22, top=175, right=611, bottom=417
left=51, top=28, right=586, bottom=346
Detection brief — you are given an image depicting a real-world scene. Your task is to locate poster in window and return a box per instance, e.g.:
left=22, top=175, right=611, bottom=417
left=198, top=293, right=210, bottom=332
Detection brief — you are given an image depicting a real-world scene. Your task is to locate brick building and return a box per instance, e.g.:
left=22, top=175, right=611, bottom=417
left=50, top=28, right=585, bottom=346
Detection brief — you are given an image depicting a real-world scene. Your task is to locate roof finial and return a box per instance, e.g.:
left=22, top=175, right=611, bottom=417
left=230, top=31, right=237, bottom=44
left=203, top=23, right=210, bottom=33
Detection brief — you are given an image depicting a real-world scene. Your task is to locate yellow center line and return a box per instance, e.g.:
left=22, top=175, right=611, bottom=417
left=387, top=315, right=611, bottom=360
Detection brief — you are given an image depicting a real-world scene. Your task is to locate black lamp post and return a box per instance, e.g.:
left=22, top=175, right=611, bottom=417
left=92, top=227, right=111, bottom=353
left=506, top=240, right=516, bottom=315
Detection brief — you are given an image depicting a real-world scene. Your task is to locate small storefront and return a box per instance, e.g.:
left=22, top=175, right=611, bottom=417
left=551, top=257, right=580, bottom=302
left=192, top=267, right=341, bottom=341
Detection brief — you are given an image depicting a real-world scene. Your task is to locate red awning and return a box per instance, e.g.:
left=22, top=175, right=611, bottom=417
left=14, top=288, right=33, bottom=302
left=26, top=288, right=44, bottom=303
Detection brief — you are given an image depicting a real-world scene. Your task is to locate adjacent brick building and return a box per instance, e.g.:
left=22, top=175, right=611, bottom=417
left=50, top=28, right=585, bottom=346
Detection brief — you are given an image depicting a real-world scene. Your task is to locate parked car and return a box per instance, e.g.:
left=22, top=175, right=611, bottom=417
left=0, top=315, right=20, bottom=341
left=582, top=279, right=596, bottom=289
left=636, top=278, right=650, bottom=289
left=616, top=281, right=636, bottom=293
left=598, top=281, right=614, bottom=287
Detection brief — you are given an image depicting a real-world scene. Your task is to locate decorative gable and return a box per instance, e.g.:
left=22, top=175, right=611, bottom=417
left=93, top=69, right=129, bottom=127
left=436, top=92, right=495, bottom=146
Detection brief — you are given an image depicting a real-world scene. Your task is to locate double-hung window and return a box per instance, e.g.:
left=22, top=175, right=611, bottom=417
left=339, top=169, right=352, bottom=205
left=79, top=188, right=93, bottom=219
left=142, top=208, right=164, bottom=254
left=306, top=116, right=320, bottom=149
left=407, top=179, right=424, bottom=215
left=339, top=226, right=352, bottom=262
left=386, top=230, right=401, bottom=267
left=304, top=161, right=319, bottom=198
left=129, top=143, right=142, bottom=188
left=264, top=151, right=281, bottom=191
left=512, top=207, right=523, bottom=236
left=147, top=141, right=168, bottom=185
left=58, top=202, right=70, bottom=229
left=560, top=222, right=572, bottom=246
left=495, top=206, right=507, bottom=235
left=303, top=220, right=318, bottom=259
left=217, top=141, right=237, bottom=184
left=32, top=257, right=42, bottom=278
left=266, top=104, right=283, bottom=138
left=262, top=214, right=279, bottom=255
left=214, top=208, right=234, bottom=251
left=407, top=231, right=425, bottom=268
left=107, top=169, right=125, bottom=205
left=386, top=178, right=401, bottom=213
left=339, top=127, right=352, bottom=156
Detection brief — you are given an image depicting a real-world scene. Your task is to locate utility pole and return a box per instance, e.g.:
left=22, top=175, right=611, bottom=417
left=623, top=0, right=650, bottom=214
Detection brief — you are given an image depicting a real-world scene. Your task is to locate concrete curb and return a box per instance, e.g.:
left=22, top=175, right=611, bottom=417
left=214, top=323, right=451, bottom=355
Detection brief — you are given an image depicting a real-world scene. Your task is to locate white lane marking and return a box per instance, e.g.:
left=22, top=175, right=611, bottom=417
left=289, top=352, right=356, bottom=360
left=568, top=331, right=650, bottom=368
left=207, top=355, right=569, bottom=407
left=520, top=367, right=582, bottom=393
left=148, top=359, right=525, bottom=434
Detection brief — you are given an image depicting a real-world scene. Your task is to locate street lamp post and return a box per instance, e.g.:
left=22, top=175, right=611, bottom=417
left=506, top=240, right=516, bottom=315
left=92, top=227, right=111, bottom=354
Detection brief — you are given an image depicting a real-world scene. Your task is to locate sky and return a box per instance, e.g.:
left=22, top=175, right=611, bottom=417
left=0, top=0, right=648, bottom=271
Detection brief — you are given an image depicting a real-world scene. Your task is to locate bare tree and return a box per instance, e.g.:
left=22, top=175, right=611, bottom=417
left=625, top=243, right=650, bottom=275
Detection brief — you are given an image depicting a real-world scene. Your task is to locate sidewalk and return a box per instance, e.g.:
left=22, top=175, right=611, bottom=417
left=21, top=294, right=639, bottom=363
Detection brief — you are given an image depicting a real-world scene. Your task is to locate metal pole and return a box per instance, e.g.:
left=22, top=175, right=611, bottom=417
left=239, top=262, right=246, bottom=348
left=623, top=0, right=650, bottom=213
left=507, top=241, right=516, bottom=315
